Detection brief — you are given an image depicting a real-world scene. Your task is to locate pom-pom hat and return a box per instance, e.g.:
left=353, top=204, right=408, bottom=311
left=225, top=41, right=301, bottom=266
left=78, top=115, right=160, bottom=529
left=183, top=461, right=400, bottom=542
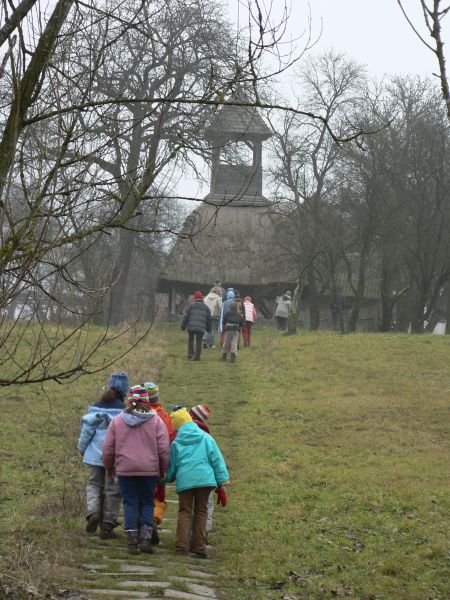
left=143, top=381, right=160, bottom=402
left=127, top=384, right=150, bottom=405
left=170, top=406, right=192, bottom=430
left=189, top=404, right=211, bottom=425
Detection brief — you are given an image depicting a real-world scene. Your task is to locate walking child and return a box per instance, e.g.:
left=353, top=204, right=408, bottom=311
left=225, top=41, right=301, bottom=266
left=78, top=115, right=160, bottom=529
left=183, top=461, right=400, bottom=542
left=77, top=371, right=129, bottom=539
left=242, top=296, right=257, bottom=347
left=202, top=286, right=223, bottom=348
left=143, top=381, right=176, bottom=545
left=218, top=289, right=236, bottom=346
left=166, top=407, right=229, bottom=558
left=102, top=385, right=170, bottom=554
left=221, top=302, right=243, bottom=362
left=188, top=405, right=215, bottom=537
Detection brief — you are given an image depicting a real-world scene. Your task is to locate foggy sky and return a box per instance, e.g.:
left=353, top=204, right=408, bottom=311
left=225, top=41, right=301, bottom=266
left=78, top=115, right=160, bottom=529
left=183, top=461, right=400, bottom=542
left=225, top=0, right=448, bottom=79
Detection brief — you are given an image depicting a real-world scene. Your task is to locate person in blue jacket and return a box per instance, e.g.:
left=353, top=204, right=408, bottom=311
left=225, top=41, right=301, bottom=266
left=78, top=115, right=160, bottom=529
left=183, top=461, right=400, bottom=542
left=77, top=371, right=129, bottom=538
left=218, top=289, right=236, bottom=346
left=166, top=406, right=229, bottom=559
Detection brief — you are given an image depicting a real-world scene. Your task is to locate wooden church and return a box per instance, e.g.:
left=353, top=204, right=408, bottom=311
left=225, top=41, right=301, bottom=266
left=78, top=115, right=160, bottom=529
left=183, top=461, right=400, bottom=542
left=158, top=98, right=295, bottom=317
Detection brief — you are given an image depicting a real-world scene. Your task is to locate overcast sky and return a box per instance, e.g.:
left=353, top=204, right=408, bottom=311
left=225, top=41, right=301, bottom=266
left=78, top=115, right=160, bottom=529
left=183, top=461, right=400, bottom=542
left=182, top=1, right=449, bottom=202
left=225, top=0, right=447, bottom=79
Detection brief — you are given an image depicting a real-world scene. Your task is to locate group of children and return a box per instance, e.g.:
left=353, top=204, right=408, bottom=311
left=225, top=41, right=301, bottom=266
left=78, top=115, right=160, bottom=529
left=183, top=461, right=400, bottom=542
left=78, top=372, right=229, bottom=557
left=182, top=279, right=257, bottom=363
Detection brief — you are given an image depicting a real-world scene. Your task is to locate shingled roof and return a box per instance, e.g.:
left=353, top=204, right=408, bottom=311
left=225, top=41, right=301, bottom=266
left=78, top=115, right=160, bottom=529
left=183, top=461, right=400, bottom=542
left=205, top=97, right=272, bottom=139
left=159, top=202, right=293, bottom=288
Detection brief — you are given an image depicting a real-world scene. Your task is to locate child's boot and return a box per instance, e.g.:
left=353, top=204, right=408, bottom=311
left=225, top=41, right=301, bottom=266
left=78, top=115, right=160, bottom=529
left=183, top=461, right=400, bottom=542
left=230, top=353, right=236, bottom=363
left=139, top=524, right=154, bottom=554
left=99, top=521, right=119, bottom=540
left=125, top=529, right=139, bottom=554
left=150, top=520, right=160, bottom=545
left=221, top=353, right=227, bottom=361
left=85, top=512, right=101, bottom=533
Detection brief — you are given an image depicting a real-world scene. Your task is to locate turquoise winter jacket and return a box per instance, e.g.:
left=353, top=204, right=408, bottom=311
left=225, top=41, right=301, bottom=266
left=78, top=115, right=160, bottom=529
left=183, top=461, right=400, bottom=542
left=165, top=422, right=229, bottom=493
left=77, top=406, right=123, bottom=466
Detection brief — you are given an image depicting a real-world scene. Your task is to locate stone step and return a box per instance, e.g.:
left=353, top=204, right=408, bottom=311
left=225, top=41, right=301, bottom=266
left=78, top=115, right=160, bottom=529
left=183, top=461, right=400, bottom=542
left=164, top=590, right=215, bottom=600
left=82, top=590, right=149, bottom=598
left=116, top=580, right=171, bottom=589
left=187, top=570, right=215, bottom=580
left=186, top=583, right=217, bottom=598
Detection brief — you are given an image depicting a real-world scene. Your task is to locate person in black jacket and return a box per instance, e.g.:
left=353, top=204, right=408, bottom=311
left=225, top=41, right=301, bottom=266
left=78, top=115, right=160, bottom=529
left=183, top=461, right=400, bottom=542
left=221, top=302, right=243, bottom=363
left=181, top=291, right=211, bottom=361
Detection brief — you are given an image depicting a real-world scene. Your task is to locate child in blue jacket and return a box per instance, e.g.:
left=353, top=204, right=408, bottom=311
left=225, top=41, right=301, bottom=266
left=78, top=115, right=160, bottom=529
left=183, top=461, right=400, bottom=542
left=166, top=406, right=229, bottom=558
left=77, top=371, right=129, bottom=538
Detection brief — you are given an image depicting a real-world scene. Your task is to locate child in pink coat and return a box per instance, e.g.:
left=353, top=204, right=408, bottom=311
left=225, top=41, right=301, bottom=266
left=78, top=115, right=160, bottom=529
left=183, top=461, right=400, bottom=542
left=102, top=385, right=170, bottom=554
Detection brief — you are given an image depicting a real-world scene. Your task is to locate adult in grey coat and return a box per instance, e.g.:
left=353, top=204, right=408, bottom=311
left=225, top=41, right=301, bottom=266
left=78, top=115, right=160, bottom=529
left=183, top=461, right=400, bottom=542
left=275, top=291, right=292, bottom=331
left=181, top=291, right=211, bottom=361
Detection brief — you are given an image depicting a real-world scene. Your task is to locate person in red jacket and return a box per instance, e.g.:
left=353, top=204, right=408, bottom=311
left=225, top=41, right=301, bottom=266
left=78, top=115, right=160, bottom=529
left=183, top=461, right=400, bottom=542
left=143, top=381, right=176, bottom=545
left=102, top=385, right=170, bottom=554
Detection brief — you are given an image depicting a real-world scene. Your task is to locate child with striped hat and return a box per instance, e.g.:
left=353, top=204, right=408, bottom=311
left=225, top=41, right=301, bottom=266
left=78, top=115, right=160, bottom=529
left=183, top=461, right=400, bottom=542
left=102, top=385, right=170, bottom=554
left=143, top=381, right=176, bottom=545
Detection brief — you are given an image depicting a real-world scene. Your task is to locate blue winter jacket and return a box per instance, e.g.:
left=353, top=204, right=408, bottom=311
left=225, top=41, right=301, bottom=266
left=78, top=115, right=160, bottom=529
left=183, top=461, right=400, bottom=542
left=77, top=402, right=124, bottom=466
left=165, top=422, right=229, bottom=493
left=219, top=292, right=236, bottom=332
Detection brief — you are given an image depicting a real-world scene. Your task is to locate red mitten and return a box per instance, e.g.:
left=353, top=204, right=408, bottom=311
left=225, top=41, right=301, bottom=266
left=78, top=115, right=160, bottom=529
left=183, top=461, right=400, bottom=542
left=155, top=483, right=166, bottom=502
left=215, top=486, right=227, bottom=507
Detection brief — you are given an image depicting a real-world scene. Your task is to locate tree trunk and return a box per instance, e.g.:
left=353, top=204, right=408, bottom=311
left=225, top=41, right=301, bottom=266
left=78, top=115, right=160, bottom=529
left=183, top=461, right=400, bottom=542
left=0, top=0, right=74, bottom=196
left=109, top=228, right=136, bottom=325
left=446, top=284, right=450, bottom=334
left=286, top=283, right=303, bottom=335
left=347, top=254, right=367, bottom=333
left=307, top=264, right=320, bottom=330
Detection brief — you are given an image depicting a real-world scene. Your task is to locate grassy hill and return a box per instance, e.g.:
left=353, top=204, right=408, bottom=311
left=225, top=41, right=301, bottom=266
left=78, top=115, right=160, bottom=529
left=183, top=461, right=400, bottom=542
left=1, top=325, right=449, bottom=599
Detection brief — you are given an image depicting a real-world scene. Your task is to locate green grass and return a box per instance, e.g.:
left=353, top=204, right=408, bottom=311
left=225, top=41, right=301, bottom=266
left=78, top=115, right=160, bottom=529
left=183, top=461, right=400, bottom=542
left=161, top=327, right=450, bottom=599
left=1, top=324, right=449, bottom=599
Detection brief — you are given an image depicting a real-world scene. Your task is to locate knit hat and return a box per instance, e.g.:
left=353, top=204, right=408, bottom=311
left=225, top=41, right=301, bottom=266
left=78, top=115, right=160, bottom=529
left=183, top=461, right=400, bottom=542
left=226, top=290, right=235, bottom=300
left=170, top=406, right=192, bottom=430
left=189, top=404, right=211, bottom=425
left=127, top=384, right=150, bottom=405
left=107, top=371, right=129, bottom=397
left=194, top=290, right=204, bottom=300
left=143, top=381, right=160, bottom=402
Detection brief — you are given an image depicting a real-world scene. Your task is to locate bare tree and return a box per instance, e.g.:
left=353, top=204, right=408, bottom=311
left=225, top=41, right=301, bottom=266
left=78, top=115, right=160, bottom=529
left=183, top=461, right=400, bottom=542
left=269, top=51, right=367, bottom=330
left=0, top=0, right=327, bottom=385
left=398, top=1, right=450, bottom=120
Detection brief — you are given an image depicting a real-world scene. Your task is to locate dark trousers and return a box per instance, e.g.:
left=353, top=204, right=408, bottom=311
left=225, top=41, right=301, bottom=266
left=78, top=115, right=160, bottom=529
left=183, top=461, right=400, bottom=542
left=176, top=486, right=214, bottom=554
left=117, top=475, right=158, bottom=530
left=188, top=331, right=204, bottom=359
left=276, top=316, right=288, bottom=331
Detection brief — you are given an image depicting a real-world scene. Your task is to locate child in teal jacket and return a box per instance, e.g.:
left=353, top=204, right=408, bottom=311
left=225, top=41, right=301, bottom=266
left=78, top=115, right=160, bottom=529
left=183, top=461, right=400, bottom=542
left=166, top=407, right=229, bottom=558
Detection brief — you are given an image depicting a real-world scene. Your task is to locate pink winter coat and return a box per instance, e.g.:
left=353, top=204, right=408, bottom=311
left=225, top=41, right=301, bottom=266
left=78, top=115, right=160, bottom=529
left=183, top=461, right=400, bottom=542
left=102, top=411, right=170, bottom=477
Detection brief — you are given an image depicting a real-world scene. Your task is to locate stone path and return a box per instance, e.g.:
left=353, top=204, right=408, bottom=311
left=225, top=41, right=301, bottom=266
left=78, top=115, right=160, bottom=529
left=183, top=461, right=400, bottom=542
left=78, top=486, right=220, bottom=600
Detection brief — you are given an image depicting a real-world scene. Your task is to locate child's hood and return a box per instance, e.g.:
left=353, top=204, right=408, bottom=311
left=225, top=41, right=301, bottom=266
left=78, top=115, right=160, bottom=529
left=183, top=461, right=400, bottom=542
left=176, top=421, right=207, bottom=445
left=82, top=405, right=123, bottom=428
left=121, top=410, right=156, bottom=428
